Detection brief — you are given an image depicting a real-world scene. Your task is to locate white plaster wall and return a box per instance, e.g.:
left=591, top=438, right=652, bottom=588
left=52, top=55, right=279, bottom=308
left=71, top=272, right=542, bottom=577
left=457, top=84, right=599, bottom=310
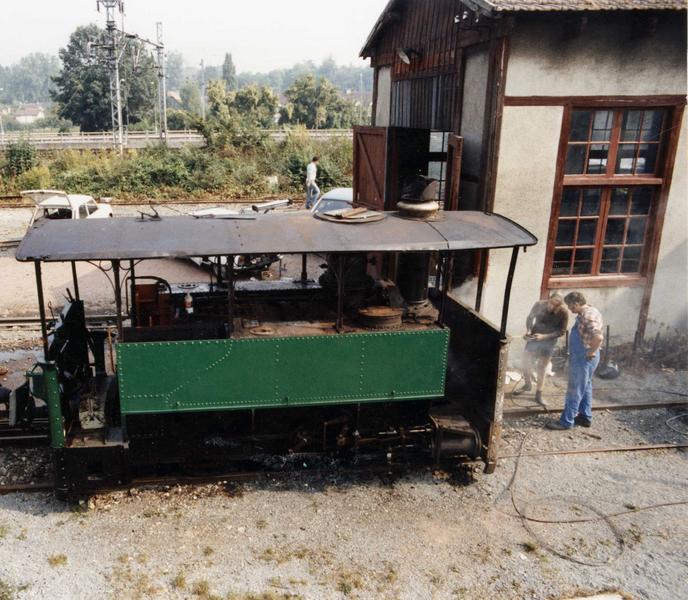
left=478, top=105, right=563, bottom=335
left=506, top=14, right=687, bottom=97
left=481, top=104, right=684, bottom=347
left=375, top=67, right=392, bottom=127
left=646, top=113, right=688, bottom=334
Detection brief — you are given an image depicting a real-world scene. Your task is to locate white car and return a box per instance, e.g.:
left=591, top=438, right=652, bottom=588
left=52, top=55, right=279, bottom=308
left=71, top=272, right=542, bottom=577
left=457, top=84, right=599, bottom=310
left=21, top=190, right=113, bottom=227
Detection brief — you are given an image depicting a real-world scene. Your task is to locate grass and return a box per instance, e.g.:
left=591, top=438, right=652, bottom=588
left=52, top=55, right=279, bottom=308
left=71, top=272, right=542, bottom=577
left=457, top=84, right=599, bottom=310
left=256, top=519, right=268, bottom=530
left=203, top=545, right=215, bottom=556
left=521, top=541, right=538, bottom=553
left=0, top=525, right=8, bottom=539
left=172, top=572, right=187, bottom=590
left=0, top=580, right=14, bottom=600
left=47, top=554, right=68, bottom=567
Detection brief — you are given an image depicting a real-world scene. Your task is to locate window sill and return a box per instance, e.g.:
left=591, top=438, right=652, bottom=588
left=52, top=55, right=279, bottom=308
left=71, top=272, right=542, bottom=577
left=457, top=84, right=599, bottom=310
left=547, top=275, right=647, bottom=289
left=562, top=175, right=663, bottom=186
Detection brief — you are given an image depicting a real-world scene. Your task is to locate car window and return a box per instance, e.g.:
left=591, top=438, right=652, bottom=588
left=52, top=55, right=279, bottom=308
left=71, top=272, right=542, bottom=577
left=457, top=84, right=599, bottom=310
left=78, top=205, right=89, bottom=219
left=316, top=198, right=352, bottom=213
left=87, top=200, right=99, bottom=215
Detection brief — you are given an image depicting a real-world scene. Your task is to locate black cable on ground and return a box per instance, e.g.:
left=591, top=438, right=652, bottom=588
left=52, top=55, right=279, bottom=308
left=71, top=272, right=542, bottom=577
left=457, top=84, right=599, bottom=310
left=503, top=433, right=688, bottom=567
left=665, top=412, right=688, bottom=437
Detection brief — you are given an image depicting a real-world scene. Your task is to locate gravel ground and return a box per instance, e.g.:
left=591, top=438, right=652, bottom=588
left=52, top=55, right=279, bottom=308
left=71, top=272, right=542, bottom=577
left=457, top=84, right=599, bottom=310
left=0, top=406, right=686, bottom=600
left=1, top=206, right=687, bottom=599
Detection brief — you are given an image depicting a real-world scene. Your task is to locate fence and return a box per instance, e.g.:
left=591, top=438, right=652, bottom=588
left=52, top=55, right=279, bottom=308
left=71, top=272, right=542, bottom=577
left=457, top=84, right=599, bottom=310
left=0, top=129, right=353, bottom=150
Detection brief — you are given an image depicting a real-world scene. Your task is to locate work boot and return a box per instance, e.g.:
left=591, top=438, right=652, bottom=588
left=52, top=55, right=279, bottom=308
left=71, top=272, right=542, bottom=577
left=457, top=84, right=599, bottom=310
left=512, top=382, right=532, bottom=396
left=545, top=420, right=571, bottom=430
left=574, top=415, right=592, bottom=428
left=534, top=390, right=547, bottom=408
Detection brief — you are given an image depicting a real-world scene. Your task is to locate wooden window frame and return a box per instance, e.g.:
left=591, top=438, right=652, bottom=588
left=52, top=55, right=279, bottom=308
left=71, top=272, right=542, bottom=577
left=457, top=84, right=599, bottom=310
left=542, top=101, right=685, bottom=291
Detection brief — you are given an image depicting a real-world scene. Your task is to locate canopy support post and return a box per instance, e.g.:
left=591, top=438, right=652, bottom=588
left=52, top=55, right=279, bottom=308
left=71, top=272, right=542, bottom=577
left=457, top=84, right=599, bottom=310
left=301, top=254, right=308, bottom=283
left=34, top=260, right=49, bottom=360
left=129, top=260, right=137, bottom=327
left=113, top=260, right=123, bottom=341
left=336, top=255, right=344, bottom=333
left=70, top=261, right=80, bottom=300
left=500, top=247, right=519, bottom=338
left=439, top=252, right=454, bottom=325
left=227, top=255, right=235, bottom=337
left=475, top=249, right=488, bottom=312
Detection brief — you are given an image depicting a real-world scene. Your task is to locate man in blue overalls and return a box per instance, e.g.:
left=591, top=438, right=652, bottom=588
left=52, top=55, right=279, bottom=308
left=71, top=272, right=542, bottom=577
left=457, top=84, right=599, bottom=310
left=546, top=291, right=604, bottom=430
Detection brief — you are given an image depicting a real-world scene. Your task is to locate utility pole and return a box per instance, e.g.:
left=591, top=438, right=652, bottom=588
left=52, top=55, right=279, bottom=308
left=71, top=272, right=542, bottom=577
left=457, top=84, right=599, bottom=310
left=199, top=59, right=206, bottom=119
left=97, top=0, right=125, bottom=156
left=156, top=22, right=167, bottom=141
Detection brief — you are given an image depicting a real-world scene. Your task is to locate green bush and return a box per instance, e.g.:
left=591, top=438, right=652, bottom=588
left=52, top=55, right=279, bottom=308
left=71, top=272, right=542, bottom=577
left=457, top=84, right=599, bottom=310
left=3, top=140, right=37, bottom=177
left=0, top=132, right=352, bottom=199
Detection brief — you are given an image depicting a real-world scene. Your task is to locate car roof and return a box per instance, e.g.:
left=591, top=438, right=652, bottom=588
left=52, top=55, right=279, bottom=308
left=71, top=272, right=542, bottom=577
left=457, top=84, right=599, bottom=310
left=21, top=190, right=95, bottom=209
left=320, top=188, right=353, bottom=202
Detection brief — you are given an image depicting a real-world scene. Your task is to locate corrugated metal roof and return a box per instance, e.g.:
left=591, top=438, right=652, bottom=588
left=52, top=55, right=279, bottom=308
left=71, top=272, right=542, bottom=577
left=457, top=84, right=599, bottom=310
left=478, top=0, right=686, bottom=11
left=15, top=211, right=537, bottom=262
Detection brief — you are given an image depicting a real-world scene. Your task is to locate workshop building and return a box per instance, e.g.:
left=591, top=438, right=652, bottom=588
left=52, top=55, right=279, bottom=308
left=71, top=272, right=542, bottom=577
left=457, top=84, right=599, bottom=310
left=358, top=0, right=687, bottom=345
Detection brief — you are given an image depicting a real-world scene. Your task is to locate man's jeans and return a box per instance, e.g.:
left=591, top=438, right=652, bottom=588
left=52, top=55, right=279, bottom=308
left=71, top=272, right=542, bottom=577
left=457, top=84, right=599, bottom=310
left=560, top=326, right=600, bottom=427
left=306, top=183, right=320, bottom=209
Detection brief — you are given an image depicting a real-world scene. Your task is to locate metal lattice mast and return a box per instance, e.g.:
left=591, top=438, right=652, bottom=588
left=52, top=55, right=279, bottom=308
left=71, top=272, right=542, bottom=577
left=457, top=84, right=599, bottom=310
left=97, top=0, right=125, bottom=156
left=156, top=22, right=168, bottom=141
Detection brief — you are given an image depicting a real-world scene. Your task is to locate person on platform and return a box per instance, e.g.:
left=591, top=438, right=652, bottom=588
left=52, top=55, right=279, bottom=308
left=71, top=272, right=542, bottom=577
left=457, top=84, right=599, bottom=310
left=546, top=291, right=604, bottom=430
left=513, top=293, right=568, bottom=407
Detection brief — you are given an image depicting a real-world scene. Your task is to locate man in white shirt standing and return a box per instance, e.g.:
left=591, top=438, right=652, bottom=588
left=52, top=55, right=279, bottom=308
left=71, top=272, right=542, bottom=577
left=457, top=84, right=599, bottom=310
left=305, top=156, right=320, bottom=209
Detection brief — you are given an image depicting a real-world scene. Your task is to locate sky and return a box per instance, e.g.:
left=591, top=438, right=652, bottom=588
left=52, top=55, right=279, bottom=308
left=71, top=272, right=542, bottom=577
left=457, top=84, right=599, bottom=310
left=2, top=0, right=389, bottom=71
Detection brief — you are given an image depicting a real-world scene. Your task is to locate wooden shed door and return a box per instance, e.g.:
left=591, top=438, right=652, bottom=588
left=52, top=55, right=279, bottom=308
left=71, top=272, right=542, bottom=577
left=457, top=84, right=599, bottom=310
left=444, top=134, right=463, bottom=211
left=353, top=126, right=388, bottom=210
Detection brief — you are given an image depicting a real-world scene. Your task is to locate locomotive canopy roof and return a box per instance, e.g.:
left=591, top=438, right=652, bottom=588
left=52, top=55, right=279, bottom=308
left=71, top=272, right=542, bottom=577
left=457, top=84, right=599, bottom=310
left=16, top=210, right=537, bottom=262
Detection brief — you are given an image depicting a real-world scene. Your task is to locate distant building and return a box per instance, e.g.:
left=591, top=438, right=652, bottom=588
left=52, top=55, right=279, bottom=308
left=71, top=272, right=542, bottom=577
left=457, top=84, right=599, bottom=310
left=14, top=103, right=45, bottom=125
left=357, top=0, right=687, bottom=345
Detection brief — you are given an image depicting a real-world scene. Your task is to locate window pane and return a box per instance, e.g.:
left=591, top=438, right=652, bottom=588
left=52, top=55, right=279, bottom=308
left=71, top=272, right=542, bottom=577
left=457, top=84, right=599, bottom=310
left=587, top=144, right=608, bottom=173
left=581, top=188, right=601, bottom=215
left=561, top=188, right=580, bottom=216
left=552, top=249, right=572, bottom=275
left=569, top=111, right=592, bottom=141
left=565, top=145, right=586, bottom=174
left=621, top=110, right=642, bottom=142
left=641, top=110, right=664, bottom=142
left=577, top=219, right=598, bottom=245
left=429, top=131, right=448, bottom=152
left=591, top=111, right=613, bottom=141
left=556, top=220, right=576, bottom=245
left=605, top=218, right=626, bottom=244
left=626, top=217, right=647, bottom=244
left=600, top=247, right=621, bottom=274
left=610, top=188, right=629, bottom=215
left=573, top=248, right=593, bottom=274
left=615, top=144, right=636, bottom=174
left=621, top=246, right=642, bottom=273
left=636, top=144, right=658, bottom=174
left=630, top=187, right=652, bottom=215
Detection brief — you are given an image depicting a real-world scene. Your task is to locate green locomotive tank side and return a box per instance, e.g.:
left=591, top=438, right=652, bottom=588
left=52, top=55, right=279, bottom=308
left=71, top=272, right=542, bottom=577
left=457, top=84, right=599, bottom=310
left=116, top=329, right=450, bottom=414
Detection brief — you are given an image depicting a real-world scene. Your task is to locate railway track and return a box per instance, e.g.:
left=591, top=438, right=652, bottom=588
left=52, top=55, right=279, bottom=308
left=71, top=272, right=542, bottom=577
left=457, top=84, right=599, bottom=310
left=0, top=315, right=118, bottom=329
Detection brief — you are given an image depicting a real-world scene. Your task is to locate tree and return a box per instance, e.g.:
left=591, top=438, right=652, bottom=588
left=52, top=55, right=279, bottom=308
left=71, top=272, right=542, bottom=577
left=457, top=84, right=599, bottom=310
left=222, top=53, right=237, bottom=91
left=180, top=79, right=202, bottom=115
left=0, top=53, right=60, bottom=104
left=51, top=24, right=157, bottom=132
left=279, top=75, right=357, bottom=129
left=165, top=51, right=184, bottom=91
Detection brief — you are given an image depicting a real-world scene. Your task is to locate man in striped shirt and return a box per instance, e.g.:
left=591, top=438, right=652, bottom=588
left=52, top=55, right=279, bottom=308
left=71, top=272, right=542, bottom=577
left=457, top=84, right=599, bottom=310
left=546, top=291, right=604, bottom=430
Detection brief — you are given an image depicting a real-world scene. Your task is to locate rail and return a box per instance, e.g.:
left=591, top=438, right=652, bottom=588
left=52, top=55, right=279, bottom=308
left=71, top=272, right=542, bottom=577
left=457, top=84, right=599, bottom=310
left=0, top=129, right=353, bottom=150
